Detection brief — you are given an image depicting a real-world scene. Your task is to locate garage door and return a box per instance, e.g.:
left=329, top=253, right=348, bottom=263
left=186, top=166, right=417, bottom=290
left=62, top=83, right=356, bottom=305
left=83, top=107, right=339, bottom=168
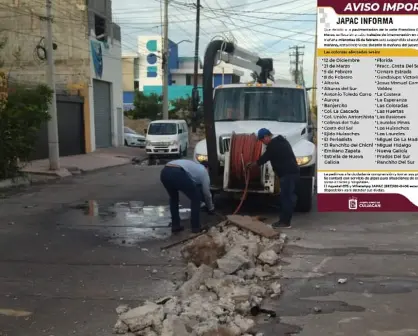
left=93, top=79, right=112, bottom=148
left=30, top=96, right=85, bottom=160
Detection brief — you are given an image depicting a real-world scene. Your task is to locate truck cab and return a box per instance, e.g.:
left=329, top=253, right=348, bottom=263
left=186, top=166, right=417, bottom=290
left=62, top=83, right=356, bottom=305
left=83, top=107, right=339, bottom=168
left=193, top=81, right=316, bottom=212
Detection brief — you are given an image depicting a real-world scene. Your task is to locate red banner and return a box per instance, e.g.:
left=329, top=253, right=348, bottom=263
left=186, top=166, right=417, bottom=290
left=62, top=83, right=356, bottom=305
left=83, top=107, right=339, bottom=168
left=317, top=0, right=418, bottom=15
left=317, top=193, right=418, bottom=212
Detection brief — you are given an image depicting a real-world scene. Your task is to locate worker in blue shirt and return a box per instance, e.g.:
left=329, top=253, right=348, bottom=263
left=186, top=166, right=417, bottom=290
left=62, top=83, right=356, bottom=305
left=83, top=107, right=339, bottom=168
left=160, top=159, right=215, bottom=233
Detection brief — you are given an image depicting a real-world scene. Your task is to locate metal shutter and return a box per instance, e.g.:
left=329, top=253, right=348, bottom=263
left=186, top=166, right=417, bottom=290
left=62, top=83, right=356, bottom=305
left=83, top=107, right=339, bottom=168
left=93, top=79, right=112, bottom=148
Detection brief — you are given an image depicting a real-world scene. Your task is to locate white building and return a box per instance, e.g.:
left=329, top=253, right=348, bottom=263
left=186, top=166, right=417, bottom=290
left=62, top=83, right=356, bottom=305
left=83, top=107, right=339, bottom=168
left=88, top=2, right=124, bottom=150
left=136, top=35, right=243, bottom=90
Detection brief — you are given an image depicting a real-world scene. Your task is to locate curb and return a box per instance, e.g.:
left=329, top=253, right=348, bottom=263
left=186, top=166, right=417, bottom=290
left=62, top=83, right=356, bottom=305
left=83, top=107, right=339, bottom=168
left=0, top=156, right=148, bottom=191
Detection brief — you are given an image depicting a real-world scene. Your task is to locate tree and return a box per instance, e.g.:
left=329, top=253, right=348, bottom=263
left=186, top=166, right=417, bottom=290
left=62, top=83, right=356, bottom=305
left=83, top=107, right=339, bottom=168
left=250, top=71, right=259, bottom=82
left=131, top=91, right=162, bottom=120
left=0, top=35, right=52, bottom=179
left=169, top=96, right=191, bottom=121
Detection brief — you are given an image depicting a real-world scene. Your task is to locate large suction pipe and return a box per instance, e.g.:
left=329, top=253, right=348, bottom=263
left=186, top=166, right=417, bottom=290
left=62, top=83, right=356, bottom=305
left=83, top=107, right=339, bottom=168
left=202, top=40, right=274, bottom=186
left=203, top=40, right=234, bottom=185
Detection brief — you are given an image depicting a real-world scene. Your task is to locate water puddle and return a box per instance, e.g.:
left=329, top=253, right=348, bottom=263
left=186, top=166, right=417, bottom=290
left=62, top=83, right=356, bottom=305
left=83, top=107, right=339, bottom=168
left=62, top=201, right=191, bottom=246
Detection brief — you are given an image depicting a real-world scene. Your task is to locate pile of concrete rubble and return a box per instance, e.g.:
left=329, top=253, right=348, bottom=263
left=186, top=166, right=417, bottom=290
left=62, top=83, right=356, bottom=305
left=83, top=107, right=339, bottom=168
left=113, top=220, right=287, bottom=336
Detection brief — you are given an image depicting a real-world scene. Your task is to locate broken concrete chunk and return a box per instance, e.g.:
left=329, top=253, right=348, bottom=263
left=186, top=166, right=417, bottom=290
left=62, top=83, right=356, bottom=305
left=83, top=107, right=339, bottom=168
left=186, top=262, right=198, bottom=279
left=236, top=301, right=251, bottom=314
left=212, top=269, right=225, bottom=279
left=249, top=284, right=266, bottom=297
left=229, top=286, right=251, bottom=303
left=113, top=320, right=128, bottom=334
left=119, top=301, right=164, bottom=332
left=163, top=297, right=182, bottom=316
left=270, top=282, right=282, bottom=295
left=178, top=264, right=213, bottom=298
left=226, top=322, right=242, bottom=336
left=115, top=304, right=130, bottom=315
left=254, top=266, right=271, bottom=279
left=262, top=240, right=284, bottom=254
left=257, top=250, right=279, bottom=266
left=246, top=242, right=261, bottom=259
left=233, top=315, right=255, bottom=333
left=136, top=327, right=158, bottom=336
left=192, top=318, right=220, bottom=335
left=161, top=315, right=192, bottom=336
left=216, top=249, right=250, bottom=274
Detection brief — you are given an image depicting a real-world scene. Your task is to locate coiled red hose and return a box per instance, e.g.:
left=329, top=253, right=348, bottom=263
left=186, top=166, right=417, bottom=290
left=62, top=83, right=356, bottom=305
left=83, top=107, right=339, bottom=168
left=229, top=133, right=263, bottom=214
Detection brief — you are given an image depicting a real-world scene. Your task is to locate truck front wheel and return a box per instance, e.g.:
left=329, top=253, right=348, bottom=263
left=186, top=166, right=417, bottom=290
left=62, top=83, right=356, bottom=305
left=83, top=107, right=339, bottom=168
left=295, top=176, right=314, bottom=212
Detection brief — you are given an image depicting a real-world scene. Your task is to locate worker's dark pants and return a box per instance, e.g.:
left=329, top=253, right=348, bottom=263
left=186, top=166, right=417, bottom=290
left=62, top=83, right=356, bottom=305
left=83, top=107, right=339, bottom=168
left=279, top=174, right=299, bottom=224
left=160, top=166, right=201, bottom=231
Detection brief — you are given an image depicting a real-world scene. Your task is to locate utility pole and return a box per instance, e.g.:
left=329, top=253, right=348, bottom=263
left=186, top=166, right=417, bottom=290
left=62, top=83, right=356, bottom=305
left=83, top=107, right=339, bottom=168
left=191, top=0, right=202, bottom=132
left=289, top=45, right=305, bottom=85
left=45, top=0, right=59, bottom=170
left=162, top=0, right=169, bottom=119
left=311, top=18, right=318, bottom=108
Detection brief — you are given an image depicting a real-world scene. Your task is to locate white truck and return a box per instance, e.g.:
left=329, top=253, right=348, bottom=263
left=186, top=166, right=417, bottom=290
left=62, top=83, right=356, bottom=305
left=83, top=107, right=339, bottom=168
left=194, top=41, right=316, bottom=212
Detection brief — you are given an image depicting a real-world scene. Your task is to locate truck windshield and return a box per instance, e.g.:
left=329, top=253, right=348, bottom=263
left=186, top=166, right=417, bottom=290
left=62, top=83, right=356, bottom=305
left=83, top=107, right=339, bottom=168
left=214, top=87, right=306, bottom=122
left=148, top=123, right=177, bottom=135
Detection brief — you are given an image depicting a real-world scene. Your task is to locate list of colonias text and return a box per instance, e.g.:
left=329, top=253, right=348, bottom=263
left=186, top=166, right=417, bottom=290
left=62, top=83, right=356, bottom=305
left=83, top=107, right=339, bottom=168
left=318, top=55, right=418, bottom=169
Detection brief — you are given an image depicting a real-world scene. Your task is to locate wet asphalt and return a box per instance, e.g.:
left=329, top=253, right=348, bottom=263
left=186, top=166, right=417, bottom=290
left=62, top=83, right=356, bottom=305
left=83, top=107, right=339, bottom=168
left=1, top=156, right=418, bottom=335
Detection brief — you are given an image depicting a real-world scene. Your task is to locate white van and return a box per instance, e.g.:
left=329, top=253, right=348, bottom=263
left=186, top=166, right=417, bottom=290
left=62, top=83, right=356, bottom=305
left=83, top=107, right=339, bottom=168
left=145, top=119, right=189, bottom=158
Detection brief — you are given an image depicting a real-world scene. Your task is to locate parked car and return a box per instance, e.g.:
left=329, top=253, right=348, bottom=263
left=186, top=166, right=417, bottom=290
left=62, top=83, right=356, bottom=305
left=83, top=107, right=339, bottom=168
left=124, top=127, right=146, bottom=148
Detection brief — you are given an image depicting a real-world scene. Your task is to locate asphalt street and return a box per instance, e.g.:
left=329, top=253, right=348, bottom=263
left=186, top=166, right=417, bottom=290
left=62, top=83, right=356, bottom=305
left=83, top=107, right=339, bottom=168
left=1, top=161, right=418, bottom=336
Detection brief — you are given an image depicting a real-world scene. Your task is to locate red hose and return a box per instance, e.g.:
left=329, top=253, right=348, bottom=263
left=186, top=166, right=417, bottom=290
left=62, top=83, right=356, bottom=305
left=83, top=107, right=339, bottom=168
left=229, top=133, right=263, bottom=214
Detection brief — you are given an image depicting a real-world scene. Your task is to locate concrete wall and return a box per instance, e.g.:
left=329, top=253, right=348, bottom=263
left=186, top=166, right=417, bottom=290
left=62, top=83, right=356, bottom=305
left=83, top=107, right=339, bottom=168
left=122, top=57, right=135, bottom=91
left=1, top=0, right=90, bottom=87
left=171, top=74, right=187, bottom=85
left=88, top=37, right=123, bottom=150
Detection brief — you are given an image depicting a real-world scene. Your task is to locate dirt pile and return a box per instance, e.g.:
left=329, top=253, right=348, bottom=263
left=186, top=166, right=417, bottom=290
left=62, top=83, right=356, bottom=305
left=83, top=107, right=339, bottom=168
left=113, top=222, right=287, bottom=336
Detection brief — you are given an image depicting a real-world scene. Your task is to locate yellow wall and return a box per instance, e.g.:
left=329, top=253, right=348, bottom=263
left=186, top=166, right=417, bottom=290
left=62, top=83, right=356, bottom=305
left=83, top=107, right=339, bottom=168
left=122, top=57, right=135, bottom=91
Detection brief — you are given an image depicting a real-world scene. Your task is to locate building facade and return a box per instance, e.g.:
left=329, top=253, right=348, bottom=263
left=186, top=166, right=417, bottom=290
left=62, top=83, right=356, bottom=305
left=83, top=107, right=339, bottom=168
left=0, top=0, right=123, bottom=156
left=122, top=35, right=243, bottom=110
left=87, top=0, right=123, bottom=150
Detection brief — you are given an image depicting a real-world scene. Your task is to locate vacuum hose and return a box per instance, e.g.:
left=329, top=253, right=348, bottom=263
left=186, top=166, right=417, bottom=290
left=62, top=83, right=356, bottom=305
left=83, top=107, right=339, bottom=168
left=229, top=133, right=263, bottom=214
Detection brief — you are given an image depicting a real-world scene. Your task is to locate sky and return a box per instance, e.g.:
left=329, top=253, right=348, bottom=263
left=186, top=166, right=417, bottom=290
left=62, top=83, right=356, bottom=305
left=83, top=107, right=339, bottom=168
left=111, top=0, right=317, bottom=86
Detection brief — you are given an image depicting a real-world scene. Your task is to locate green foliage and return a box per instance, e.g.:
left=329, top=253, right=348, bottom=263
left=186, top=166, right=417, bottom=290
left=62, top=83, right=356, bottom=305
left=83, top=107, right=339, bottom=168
left=169, top=96, right=191, bottom=120
left=130, top=91, right=162, bottom=120
left=0, top=84, right=52, bottom=179
left=0, top=36, right=7, bottom=68
left=250, top=71, right=258, bottom=81
left=127, top=91, right=204, bottom=130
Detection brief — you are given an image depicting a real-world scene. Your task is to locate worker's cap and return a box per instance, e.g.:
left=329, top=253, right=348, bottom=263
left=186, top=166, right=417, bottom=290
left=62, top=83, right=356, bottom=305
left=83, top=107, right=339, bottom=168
left=257, top=128, right=272, bottom=140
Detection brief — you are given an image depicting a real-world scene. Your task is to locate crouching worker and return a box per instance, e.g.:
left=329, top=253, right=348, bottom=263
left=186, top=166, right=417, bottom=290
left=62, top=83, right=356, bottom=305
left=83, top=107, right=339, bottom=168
left=160, top=159, right=215, bottom=234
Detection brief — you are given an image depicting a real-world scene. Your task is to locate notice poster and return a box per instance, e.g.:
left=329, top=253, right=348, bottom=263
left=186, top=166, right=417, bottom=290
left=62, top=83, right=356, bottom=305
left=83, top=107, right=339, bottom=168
left=316, top=0, right=418, bottom=211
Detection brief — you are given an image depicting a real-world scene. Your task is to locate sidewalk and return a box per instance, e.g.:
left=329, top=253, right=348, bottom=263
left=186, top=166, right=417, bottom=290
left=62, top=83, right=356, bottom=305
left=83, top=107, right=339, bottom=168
left=21, top=146, right=146, bottom=177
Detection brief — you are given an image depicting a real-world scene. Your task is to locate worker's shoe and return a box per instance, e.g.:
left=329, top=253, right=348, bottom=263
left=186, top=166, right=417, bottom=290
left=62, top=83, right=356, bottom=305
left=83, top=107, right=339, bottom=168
left=272, top=221, right=292, bottom=229
left=171, top=225, right=185, bottom=234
